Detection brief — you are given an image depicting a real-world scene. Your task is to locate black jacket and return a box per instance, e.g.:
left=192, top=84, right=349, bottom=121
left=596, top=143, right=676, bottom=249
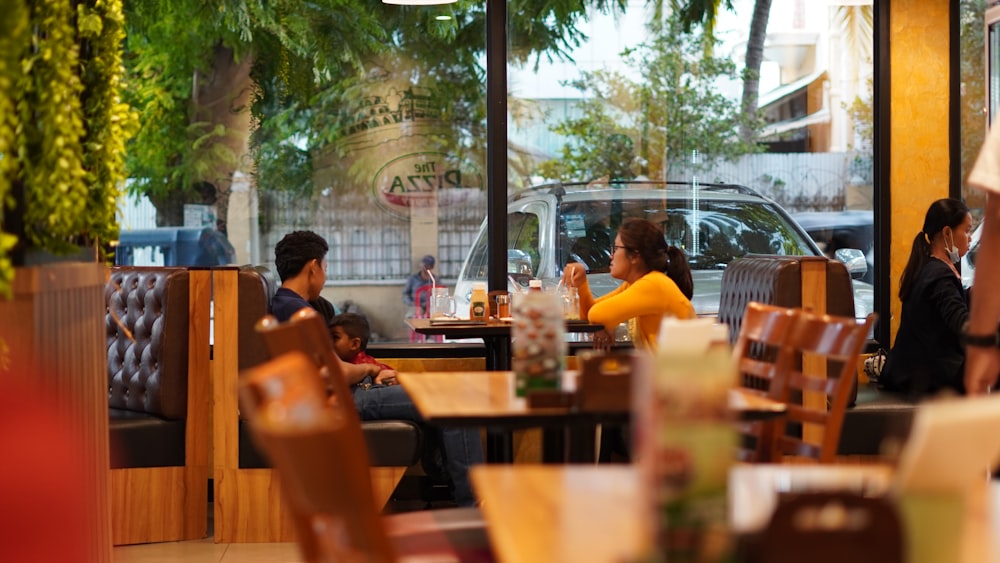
left=880, top=259, right=969, bottom=397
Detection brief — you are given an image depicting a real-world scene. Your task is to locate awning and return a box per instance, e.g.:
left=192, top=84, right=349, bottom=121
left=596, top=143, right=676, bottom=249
left=761, top=107, right=831, bottom=138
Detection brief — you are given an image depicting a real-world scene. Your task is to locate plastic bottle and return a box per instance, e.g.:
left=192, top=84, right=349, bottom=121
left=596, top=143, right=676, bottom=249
left=469, top=281, right=489, bottom=321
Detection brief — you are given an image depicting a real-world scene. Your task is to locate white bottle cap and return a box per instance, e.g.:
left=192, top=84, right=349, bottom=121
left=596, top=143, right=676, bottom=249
left=473, top=281, right=487, bottom=291
left=529, top=279, right=543, bottom=289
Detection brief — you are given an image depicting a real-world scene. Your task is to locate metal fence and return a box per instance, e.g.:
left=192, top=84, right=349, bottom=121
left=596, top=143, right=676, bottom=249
left=259, top=190, right=486, bottom=282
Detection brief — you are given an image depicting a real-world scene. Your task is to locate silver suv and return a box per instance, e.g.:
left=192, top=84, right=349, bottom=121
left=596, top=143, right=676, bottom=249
left=455, top=181, right=875, bottom=322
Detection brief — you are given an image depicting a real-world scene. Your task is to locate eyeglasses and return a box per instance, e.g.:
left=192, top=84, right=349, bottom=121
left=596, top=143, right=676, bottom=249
left=612, top=244, right=630, bottom=254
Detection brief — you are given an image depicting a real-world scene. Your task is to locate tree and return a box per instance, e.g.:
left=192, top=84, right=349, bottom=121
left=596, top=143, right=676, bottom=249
left=673, top=0, right=771, bottom=143
left=122, top=0, right=629, bottom=229
left=960, top=0, right=990, bottom=211
left=538, top=15, right=761, bottom=182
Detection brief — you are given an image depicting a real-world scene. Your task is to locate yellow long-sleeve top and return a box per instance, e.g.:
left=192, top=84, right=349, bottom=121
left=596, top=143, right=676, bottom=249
left=578, top=270, right=695, bottom=349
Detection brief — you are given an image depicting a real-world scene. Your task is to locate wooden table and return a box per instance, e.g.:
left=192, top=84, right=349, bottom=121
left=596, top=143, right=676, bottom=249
left=406, top=318, right=603, bottom=371
left=397, top=370, right=624, bottom=462
left=472, top=463, right=1000, bottom=563
left=397, top=370, right=786, bottom=462
left=471, top=465, right=646, bottom=563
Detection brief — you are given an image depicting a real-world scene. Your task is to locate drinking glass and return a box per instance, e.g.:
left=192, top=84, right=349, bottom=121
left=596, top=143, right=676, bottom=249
left=430, top=287, right=456, bottom=318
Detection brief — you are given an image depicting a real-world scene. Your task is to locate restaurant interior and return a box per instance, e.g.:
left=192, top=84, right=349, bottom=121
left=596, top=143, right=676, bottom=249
left=3, top=0, right=1000, bottom=562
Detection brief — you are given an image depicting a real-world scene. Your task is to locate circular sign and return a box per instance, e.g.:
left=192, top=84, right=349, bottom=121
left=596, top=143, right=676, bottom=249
left=372, top=152, right=484, bottom=218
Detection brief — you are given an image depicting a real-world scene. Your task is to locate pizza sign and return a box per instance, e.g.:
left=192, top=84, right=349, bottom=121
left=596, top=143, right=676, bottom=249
left=372, top=152, right=483, bottom=217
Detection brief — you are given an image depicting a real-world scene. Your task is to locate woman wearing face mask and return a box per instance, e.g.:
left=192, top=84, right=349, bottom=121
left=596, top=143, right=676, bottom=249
left=880, top=198, right=973, bottom=397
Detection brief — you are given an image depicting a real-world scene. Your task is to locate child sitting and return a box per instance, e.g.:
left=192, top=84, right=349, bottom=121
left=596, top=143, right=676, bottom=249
left=328, top=313, right=398, bottom=387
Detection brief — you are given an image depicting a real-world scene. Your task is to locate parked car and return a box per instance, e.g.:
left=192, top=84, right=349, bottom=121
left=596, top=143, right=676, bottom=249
left=791, top=210, right=874, bottom=284
left=455, top=181, right=875, bottom=323
left=962, top=221, right=982, bottom=288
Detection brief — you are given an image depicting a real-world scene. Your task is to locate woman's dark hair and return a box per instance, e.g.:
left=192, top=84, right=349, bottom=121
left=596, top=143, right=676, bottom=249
left=617, top=218, right=694, bottom=299
left=274, top=230, right=328, bottom=282
left=898, top=198, right=968, bottom=301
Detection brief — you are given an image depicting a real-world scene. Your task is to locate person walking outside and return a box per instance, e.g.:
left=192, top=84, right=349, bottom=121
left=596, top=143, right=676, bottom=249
left=403, top=254, right=436, bottom=316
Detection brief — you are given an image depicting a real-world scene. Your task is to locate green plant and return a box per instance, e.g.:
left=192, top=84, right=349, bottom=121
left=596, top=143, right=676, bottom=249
left=0, top=0, right=134, bottom=297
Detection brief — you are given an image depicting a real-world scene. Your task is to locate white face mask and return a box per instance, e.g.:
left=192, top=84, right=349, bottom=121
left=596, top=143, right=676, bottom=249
left=945, top=230, right=960, bottom=264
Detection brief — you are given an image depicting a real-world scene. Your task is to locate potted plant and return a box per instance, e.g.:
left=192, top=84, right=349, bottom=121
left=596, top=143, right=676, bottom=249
left=0, top=1, right=133, bottom=560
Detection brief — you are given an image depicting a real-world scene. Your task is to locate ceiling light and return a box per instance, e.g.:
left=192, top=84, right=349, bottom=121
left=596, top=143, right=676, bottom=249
left=383, top=0, right=457, bottom=5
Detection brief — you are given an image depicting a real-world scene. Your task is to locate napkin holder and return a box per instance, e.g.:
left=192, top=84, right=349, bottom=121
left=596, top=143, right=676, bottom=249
left=576, top=351, right=633, bottom=413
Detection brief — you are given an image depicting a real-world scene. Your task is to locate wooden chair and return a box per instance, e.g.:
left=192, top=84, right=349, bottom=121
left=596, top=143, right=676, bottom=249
left=769, top=310, right=876, bottom=463
left=254, top=308, right=424, bottom=504
left=240, top=351, right=493, bottom=563
left=732, top=302, right=800, bottom=463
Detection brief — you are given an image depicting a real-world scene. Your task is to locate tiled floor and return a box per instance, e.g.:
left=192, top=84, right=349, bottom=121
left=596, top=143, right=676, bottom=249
left=113, top=479, right=451, bottom=562
left=113, top=539, right=302, bottom=563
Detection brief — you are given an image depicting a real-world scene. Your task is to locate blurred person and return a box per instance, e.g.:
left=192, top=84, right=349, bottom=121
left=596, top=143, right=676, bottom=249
left=272, top=231, right=482, bottom=505
left=562, top=217, right=695, bottom=350
left=965, top=126, right=1000, bottom=395
left=402, top=254, right=436, bottom=316
left=879, top=199, right=972, bottom=397
left=0, top=368, right=91, bottom=561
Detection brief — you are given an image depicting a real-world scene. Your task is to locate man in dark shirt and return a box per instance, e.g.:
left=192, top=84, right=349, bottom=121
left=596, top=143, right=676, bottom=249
left=271, top=230, right=482, bottom=506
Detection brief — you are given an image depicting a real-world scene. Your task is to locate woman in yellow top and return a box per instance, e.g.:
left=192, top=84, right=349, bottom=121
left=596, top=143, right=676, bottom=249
left=562, top=218, right=695, bottom=349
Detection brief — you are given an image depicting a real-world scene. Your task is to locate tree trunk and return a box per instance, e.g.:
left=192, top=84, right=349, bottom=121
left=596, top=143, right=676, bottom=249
left=191, top=44, right=255, bottom=233
left=740, top=0, right=772, bottom=143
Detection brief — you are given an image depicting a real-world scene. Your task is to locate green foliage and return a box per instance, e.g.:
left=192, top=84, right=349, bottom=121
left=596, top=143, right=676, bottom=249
left=0, top=0, right=28, bottom=297
left=960, top=0, right=989, bottom=203
left=538, top=16, right=761, bottom=182
left=0, top=0, right=131, bottom=297
left=17, top=0, right=89, bottom=254
left=79, top=0, right=139, bottom=250
left=124, top=0, right=631, bottom=204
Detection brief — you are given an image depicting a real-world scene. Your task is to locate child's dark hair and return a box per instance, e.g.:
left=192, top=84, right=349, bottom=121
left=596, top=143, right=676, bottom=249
left=617, top=218, right=694, bottom=299
left=274, top=230, right=328, bottom=282
left=329, top=313, right=372, bottom=350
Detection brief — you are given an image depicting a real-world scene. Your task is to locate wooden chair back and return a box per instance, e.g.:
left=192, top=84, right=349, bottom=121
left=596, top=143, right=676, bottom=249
left=770, top=311, right=876, bottom=463
left=732, top=302, right=800, bottom=463
left=240, top=351, right=396, bottom=563
left=255, top=308, right=356, bottom=410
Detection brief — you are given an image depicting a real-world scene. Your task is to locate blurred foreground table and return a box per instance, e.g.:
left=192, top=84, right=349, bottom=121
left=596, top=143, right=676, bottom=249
left=471, top=464, right=645, bottom=563
left=472, top=463, right=1000, bottom=563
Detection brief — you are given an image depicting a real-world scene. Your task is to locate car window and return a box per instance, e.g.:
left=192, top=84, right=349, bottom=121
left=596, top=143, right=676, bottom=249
left=556, top=198, right=815, bottom=272
left=462, top=211, right=543, bottom=282
left=508, top=211, right=541, bottom=275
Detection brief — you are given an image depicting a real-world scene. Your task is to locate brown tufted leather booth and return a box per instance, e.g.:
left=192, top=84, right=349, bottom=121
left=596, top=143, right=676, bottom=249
left=106, top=267, right=211, bottom=545
left=717, top=255, right=856, bottom=343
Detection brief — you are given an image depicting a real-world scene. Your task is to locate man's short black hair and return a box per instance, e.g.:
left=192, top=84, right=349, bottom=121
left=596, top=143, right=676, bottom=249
left=329, top=313, right=372, bottom=350
left=274, top=231, right=328, bottom=282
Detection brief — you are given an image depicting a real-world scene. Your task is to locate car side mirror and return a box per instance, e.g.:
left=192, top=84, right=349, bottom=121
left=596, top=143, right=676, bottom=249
left=834, top=248, right=868, bottom=279
left=967, top=242, right=979, bottom=268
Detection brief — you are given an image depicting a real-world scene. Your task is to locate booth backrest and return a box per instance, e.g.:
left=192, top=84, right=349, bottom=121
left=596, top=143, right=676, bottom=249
left=237, top=265, right=277, bottom=371
left=106, top=267, right=190, bottom=420
left=718, top=255, right=854, bottom=345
